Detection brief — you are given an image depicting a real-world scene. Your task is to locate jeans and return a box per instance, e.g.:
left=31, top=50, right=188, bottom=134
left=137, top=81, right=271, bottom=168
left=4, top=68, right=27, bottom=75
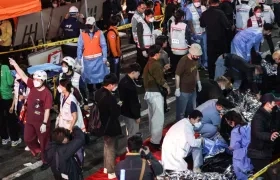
left=109, top=57, right=120, bottom=80
left=104, top=136, right=117, bottom=173
left=214, top=56, right=226, bottom=80
left=144, top=92, right=164, bottom=144
left=176, top=91, right=196, bottom=121
left=193, top=33, right=208, bottom=67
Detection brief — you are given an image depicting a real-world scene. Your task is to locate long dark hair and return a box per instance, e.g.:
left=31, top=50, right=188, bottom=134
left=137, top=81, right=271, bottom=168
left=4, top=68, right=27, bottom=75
left=224, top=110, right=248, bottom=134
left=174, top=9, right=184, bottom=25
left=59, top=79, right=82, bottom=104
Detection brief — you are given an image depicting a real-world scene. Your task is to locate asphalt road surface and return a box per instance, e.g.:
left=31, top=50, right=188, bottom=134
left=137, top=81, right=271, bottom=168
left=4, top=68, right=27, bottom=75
left=1, top=29, right=280, bottom=180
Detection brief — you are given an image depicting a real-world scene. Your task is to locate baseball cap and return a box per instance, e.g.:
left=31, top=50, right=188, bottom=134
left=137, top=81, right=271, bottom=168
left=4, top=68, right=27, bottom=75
left=260, top=93, right=280, bottom=104
left=86, top=17, right=96, bottom=25
left=189, top=43, right=202, bottom=56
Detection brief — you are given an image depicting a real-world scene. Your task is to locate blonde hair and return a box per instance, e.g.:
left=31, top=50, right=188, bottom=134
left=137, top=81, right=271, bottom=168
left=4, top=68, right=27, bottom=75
left=272, top=50, right=280, bottom=60
left=216, top=76, right=232, bottom=89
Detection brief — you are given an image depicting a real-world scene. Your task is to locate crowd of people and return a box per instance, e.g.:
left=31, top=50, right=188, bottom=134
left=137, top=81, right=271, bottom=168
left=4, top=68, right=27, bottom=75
left=1, top=0, right=280, bottom=180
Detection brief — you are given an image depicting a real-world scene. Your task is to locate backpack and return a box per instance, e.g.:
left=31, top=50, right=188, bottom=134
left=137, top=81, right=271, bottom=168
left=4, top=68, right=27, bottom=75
left=87, top=93, right=108, bottom=137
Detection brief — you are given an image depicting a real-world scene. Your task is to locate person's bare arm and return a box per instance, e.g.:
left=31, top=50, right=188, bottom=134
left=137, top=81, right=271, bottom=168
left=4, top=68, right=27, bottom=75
left=9, top=58, right=28, bottom=84
left=43, top=109, right=50, bottom=124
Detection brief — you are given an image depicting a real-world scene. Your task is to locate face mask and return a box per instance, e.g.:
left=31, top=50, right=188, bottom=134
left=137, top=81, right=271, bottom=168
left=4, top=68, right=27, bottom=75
left=57, top=86, right=62, bottom=93
left=53, top=3, right=58, bottom=8
left=15, top=73, right=21, bottom=80
left=149, top=17, right=155, bottom=23
left=192, top=55, right=199, bottom=61
left=194, top=2, right=201, bottom=7
left=62, top=67, right=69, bottom=73
left=221, top=85, right=225, bottom=90
left=112, top=85, right=118, bottom=91
left=256, top=13, right=262, bottom=18
left=33, top=80, right=42, bottom=88
left=194, top=122, right=202, bottom=128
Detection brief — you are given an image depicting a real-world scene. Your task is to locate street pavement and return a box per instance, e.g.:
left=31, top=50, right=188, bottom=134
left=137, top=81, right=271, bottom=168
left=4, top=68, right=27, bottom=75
left=1, top=29, right=280, bottom=180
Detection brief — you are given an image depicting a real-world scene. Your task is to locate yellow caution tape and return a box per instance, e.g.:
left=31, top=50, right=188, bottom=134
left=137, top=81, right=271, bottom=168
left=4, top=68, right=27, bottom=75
left=248, top=158, right=280, bottom=180
left=0, top=15, right=164, bottom=55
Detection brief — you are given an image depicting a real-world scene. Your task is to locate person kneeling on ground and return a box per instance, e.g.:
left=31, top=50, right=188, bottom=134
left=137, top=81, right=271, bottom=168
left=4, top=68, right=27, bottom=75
left=162, top=110, right=204, bottom=173
left=46, top=126, right=85, bottom=180
left=115, top=134, right=163, bottom=180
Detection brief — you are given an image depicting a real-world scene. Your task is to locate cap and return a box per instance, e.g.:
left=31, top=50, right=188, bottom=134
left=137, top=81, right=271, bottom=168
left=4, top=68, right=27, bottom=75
left=33, top=70, right=47, bottom=81
left=189, top=43, right=202, bottom=56
left=69, top=6, right=79, bottom=13
left=260, top=93, right=280, bottom=104
left=85, top=17, right=96, bottom=25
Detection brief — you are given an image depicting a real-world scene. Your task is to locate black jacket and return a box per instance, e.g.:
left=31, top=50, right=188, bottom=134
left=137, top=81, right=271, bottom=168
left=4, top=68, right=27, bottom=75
left=126, top=0, right=138, bottom=13
left=95, top=87, right=122, bottom=137
left=102, top=0, right=122, bottom=28
left=248, top=107, right=276, bottom=159
left=119, top=75, right=141, bottom=119
left=196, top=79, right=224, bottom=106
left=115, top=153, right=163, bottom=180
left=46, top=127, right=85, bottom=180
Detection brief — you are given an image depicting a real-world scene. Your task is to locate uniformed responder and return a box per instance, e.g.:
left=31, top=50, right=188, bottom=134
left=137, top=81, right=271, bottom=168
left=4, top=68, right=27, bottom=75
left=77, top=17, right=109, bottom=103
left=170, top=9, right=192, bottom=74
left=132, top=1, right=147, bottom=44
left=186, top=0, right=208, bottom=68
left=107, top=16, right=121, bottom=80
left=247, top=6, right=264, bottom=28
left=235, top=0, right=253, bottom=31
left=136, top=9, right=156, bottom=75
left=60, top=6, right=84, bottom=59
left=58, top=56, right=88, bottom=109
left=259, top=0, right=275, bottom=24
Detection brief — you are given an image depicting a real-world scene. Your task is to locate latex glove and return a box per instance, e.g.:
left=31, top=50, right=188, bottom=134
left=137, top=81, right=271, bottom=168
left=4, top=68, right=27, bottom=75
left=197, top=81, right=202, bottom=92
left=142, top=51, right=148, bottom=58
left=175, top=88, right=180, bottom=97
left=40, top=124, right=47, bottom=133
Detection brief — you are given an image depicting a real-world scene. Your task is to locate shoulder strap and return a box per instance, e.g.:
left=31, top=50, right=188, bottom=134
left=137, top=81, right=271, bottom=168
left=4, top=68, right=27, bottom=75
left=139, top=159, right=146, bottom=180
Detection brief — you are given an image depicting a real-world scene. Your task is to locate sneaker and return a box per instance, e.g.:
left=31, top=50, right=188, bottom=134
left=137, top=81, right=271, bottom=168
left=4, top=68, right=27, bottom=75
left=103, top=168, right=108, bottom=174
left=193, top=167, right=201, bottom=173
left=25, top=146, right=30, bottom=151
left=11, top=138, right=22, bottom=147
left=2, top=137, right=11, bottom=145
left=40, top=163, right=49, bottom=171
left=108, top=173, right=116, bottom=179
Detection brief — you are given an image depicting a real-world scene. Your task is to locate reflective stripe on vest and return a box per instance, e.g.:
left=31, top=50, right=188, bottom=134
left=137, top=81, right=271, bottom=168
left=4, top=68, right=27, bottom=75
left=251, top=16, right=264, bottom=28
left=189, top=4, right=206, bottom=34
left=59, top=94, right=85, bottom=131
left=137, top=21, right=155, bottom=49
left=262, top=5, right=272, bottom=24
left=81, top=31, right=102, bottom=59
left=235, top=4, right=251, bottom=30
left=170, top=22, right=189, bottom=55
left=132, top=13, right=145, bottom=43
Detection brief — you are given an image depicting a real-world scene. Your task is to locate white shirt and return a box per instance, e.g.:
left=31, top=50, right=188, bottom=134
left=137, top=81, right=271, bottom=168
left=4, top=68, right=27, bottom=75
left=161, top=118, right=202, bottom=171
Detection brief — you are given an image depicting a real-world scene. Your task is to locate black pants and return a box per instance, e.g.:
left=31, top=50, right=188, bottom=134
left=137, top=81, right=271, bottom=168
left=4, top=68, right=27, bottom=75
left=61, top=45, right=77, bottom=59
left=207, top=40, right=226, bottom=80
left=0, top=99, right=20, bottom=141
left=251, top=158, right=270, bottom=179
left=108, top=57, right=120, bottom=81
left=170, top=54, right=184, bottom=75
left=264, top=34, right=274, bottom=55
left=87, top=83, right=102, bottom=103
left=274, top=3, right=280, bottom=27
left=128, top=13, right=134, bottom=44
left=136, top=47, right=148, bottom=76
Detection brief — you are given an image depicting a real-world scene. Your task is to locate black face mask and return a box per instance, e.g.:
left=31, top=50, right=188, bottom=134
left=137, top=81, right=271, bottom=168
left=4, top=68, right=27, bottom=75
left=192, top=55, right=199, bottom=61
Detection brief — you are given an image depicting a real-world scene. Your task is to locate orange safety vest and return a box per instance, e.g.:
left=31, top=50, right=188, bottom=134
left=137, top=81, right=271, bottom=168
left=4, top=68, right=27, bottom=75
left=81, top=31, right=102, bottom=59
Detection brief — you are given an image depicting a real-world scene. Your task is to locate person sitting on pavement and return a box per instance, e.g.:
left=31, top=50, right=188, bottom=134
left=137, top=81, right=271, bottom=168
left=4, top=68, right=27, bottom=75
left=195, top=98, right=235, bottom=139
left=162, top=110, right=204, bottom=173
left=115, top=134, right=163, bottom=180
left=46, top=126, right=85, bottom=180
left=196, top=76, right=232, bottom=106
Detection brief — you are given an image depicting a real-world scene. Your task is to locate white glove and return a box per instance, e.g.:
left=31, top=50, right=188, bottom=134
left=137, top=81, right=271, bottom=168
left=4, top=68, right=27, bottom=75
left=197, top=81, right=202, bottom=92
left=142, top=51, right=148, bottom=58
left=175, top=88, right=181, bottom=97
left=40, top=124, right=47, bottom=133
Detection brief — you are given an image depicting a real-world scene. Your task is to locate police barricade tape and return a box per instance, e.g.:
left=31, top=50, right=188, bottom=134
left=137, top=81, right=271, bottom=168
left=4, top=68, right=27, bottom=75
left=248, top=157, right=280, bottom=180
left=0, top=15, right=164, bottom=55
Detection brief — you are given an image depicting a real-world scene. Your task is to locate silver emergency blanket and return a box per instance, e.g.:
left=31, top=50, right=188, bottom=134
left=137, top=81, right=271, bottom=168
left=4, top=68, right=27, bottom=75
left=164, top=165, right=235, bottom=180
left=226, top=90, right=261, bottom=122
left=261, top=59, right=277, bottom=76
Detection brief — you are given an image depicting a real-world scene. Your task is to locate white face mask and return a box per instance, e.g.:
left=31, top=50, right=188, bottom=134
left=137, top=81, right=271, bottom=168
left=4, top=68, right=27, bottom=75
left=57, top=86, right=62, bottom=93
left=221, top=85, right=225, bottom=90
left=33, top=80, right=42, bottom=88
left=149, top=17, right=155, bottom=23
left=15, top=73, right=21, bottom=80
left=112, top=85, right=118, bottom=91
left=194, top=2, right=201, bottom=7
left=53, top=3, right=58, bottom=8
left=62, top=67, right=69, bottom=73
left=256, top=13, right=262, bottom=18
left=194, top=122, right=202, bottom=128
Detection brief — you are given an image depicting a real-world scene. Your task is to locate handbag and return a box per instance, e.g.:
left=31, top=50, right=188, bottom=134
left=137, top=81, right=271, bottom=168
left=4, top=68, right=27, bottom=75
left=147, top=66, right=168, bottom=97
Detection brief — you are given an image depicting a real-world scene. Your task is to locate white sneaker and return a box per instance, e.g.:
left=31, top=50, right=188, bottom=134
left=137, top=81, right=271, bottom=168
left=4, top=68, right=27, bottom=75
left=103, top=168, right=107, bottom=174
left=11, top=138, right=22, bottom=147
left=108, top=173, right=116, bottom=179
left=2, top=137, right=11, bottom=145
left=193, top=167, right=201, bottom=173
left=25, top=146, right=30, bottom=151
